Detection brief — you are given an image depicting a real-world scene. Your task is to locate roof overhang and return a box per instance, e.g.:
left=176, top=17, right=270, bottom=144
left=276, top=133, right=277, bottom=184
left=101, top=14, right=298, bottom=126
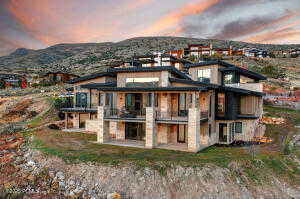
left=67, top=72, right=116, bottom=84
left=96, top=87, right=208, bottom=92
left=108, top=66, right=191, bottom=80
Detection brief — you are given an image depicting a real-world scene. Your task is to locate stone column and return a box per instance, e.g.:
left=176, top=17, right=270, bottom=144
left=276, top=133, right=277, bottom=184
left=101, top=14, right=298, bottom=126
left=160, top=93, right=171, bottom=117
left=97, top=106, right=110, bottom=143
left=145, top=107, right=157, bottom=148
left=188, top=108, right=201, bottom=152
left=64, top=113, right=68, bottom=129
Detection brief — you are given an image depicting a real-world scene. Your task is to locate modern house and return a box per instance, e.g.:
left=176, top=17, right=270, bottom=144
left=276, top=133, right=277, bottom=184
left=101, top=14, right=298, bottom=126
left=243, top=48, right=269, bottom=58
left=61, top=59, right=266, bottom=152
left=183, top=44, right=233, bottom=58
left=121, top=53, right=192, bottom=70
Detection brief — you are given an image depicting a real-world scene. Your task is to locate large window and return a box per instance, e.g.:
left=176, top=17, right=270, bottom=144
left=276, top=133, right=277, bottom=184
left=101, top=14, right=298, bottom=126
left=223, top=72, right=235, bottom=84
left=76, top=92, right=87, bottom=108
left=197, top=69, right=211, bottom=83
left=126, top=77, right=159, bottom=87
left=178, top=93, right=189, bottom=116
left=105, top=93, right=114, bottom=109
left=219, top=123, right=227, bottom=142
left=217, top=93, right=225, bottom=117
left=235, top=122, right=243, bottom=134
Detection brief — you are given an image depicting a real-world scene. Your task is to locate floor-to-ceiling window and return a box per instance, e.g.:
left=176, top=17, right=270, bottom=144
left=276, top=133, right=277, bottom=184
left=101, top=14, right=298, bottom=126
left=219, top=123, right=228, bottom=142
left=76, top=92, right=87, bottom=108
left=178, top=93, right=189, bottom=116
left=125, top=123, right=145, bottom=141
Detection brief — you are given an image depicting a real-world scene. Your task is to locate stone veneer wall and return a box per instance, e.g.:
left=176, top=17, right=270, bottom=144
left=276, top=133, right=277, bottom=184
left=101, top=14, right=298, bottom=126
left=188, top=108, right=201, bottom=152
left=116, top=122, right=125, bottom=140
left=157, top=124, right=169, bottom=144
left=97, top=106, right=109, bottom=143
left=117, top=93, right=125, bottom=110
left=85, top=120, right=99, bottom=132
left=109, top=122, right=117, bottom=139
left=145, top=107, right=157, bottom=148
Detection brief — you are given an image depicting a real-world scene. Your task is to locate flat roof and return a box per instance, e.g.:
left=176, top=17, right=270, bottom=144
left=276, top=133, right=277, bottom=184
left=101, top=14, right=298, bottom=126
left=108, top=66, right=191, bottom=80
left=169, top=77, right=264, bottom=96
left=80, top=82, right=117, bottom=89
left=185, top=60, right=266, bottom=81
left=68, top=72, right=116, bottom=84
left=96, top=87, right=208, bottom=92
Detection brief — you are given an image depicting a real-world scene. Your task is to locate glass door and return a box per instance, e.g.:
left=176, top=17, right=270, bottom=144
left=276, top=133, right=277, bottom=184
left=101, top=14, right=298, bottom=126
left=177, top=124, right=187, bottom=143
left=219, top=123, right=228, bottom=142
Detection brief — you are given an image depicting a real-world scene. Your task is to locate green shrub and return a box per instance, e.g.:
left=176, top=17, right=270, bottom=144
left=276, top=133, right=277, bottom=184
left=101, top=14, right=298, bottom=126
left=261, top=65, right=286, bottom=79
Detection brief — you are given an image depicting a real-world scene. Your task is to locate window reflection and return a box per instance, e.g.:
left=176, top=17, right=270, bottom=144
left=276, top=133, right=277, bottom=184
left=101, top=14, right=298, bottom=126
left=197, top=69, right=211, bottom=83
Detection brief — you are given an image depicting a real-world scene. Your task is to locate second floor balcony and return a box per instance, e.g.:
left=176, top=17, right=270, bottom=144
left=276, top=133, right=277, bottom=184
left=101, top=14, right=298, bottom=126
left=104, top=108, right=146, bottom=119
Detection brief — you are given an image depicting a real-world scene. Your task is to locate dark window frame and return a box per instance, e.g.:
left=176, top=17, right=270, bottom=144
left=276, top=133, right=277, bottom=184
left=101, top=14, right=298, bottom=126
left=235, top=122, right=243, bottom=134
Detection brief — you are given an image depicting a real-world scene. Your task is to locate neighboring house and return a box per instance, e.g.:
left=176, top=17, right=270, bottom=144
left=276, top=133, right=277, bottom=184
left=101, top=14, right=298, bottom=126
left=121, top=53, right=191, bottom=70
left=44, top=72, right=79, bottom=84
left=167, top=49, right=185, bottom=59
left=184, top=44, right=212, bottom=57
left=272, top=49, right=300, bottom=58
left=243, top=48, right=268, bottom=58
left=0, top=74, right=27, bottom=89
left=61, top=60, right=266, bottom=152
left=183, top=44, right=234, bottom=58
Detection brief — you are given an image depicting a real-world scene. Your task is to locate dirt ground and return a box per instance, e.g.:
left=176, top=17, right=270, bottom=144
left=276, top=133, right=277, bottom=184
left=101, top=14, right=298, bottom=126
left=0, top=94, right=50, bottom=124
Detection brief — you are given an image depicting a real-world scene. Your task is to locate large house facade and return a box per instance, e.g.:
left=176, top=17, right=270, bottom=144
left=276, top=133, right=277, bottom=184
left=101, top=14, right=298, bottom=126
left=61, top=57, right=266, bottom=152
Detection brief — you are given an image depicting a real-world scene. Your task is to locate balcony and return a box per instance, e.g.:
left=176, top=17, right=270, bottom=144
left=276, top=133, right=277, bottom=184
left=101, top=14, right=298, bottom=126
left=225, top=83, right=263, bottom=92
left=156, top=111, right=188, bottom=123
left=156, top=110, right=209, bottom=124
left=104, top=108, right=146, bottom=121
left=60, top=107, right=98, bottom=113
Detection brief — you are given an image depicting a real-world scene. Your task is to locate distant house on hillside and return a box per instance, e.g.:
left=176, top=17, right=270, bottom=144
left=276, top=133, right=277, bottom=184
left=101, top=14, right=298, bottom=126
left=179, top=44, right=234, bottom=59
left=0, top=74, right=27, bottom=89
left=44, top=72, right=79, bottom=84
left=243, top=48, right=268, bottom=58
left=120, top=52, right=192, bottom=70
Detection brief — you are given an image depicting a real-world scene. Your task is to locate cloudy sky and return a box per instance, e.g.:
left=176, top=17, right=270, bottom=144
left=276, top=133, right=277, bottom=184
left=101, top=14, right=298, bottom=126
left=0, top=0, right=300, bottom=56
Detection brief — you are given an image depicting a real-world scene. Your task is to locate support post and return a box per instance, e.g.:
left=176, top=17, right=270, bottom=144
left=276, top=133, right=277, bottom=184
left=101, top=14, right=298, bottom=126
left=64, top=113, right=68, bottom=129
left=188, top=108, right=201, bottom=152
left=145, top=107, right=157, bottom=148
left=97, top=106, right=110, bottom=143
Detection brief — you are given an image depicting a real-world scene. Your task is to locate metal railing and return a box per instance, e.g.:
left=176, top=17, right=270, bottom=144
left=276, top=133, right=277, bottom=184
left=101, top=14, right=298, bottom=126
left=156, top=110, right=189, bottom=121
left=200, top=111, right=209, bottom=119
left=60, top=107, right=97, bottom=112
left=104, top=108, right=146, bottom=118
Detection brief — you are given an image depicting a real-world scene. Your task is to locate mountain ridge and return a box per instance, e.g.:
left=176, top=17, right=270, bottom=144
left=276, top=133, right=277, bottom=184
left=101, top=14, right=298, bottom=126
left=0, top=37, right=300, bottom=75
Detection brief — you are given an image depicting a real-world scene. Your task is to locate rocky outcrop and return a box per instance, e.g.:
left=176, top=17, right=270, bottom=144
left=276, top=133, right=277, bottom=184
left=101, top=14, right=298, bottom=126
left=5, top=146, right=297, bottom=199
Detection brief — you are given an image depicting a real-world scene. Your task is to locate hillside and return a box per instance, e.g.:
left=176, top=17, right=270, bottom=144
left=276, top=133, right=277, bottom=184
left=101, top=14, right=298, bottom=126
left=0, top=93, right=299, bottom=198
left=1, top=37, right=300, bottom=76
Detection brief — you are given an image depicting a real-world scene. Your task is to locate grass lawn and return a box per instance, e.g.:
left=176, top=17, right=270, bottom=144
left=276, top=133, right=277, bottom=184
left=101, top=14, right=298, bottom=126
left=26, top=105, right=300, bottom=183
